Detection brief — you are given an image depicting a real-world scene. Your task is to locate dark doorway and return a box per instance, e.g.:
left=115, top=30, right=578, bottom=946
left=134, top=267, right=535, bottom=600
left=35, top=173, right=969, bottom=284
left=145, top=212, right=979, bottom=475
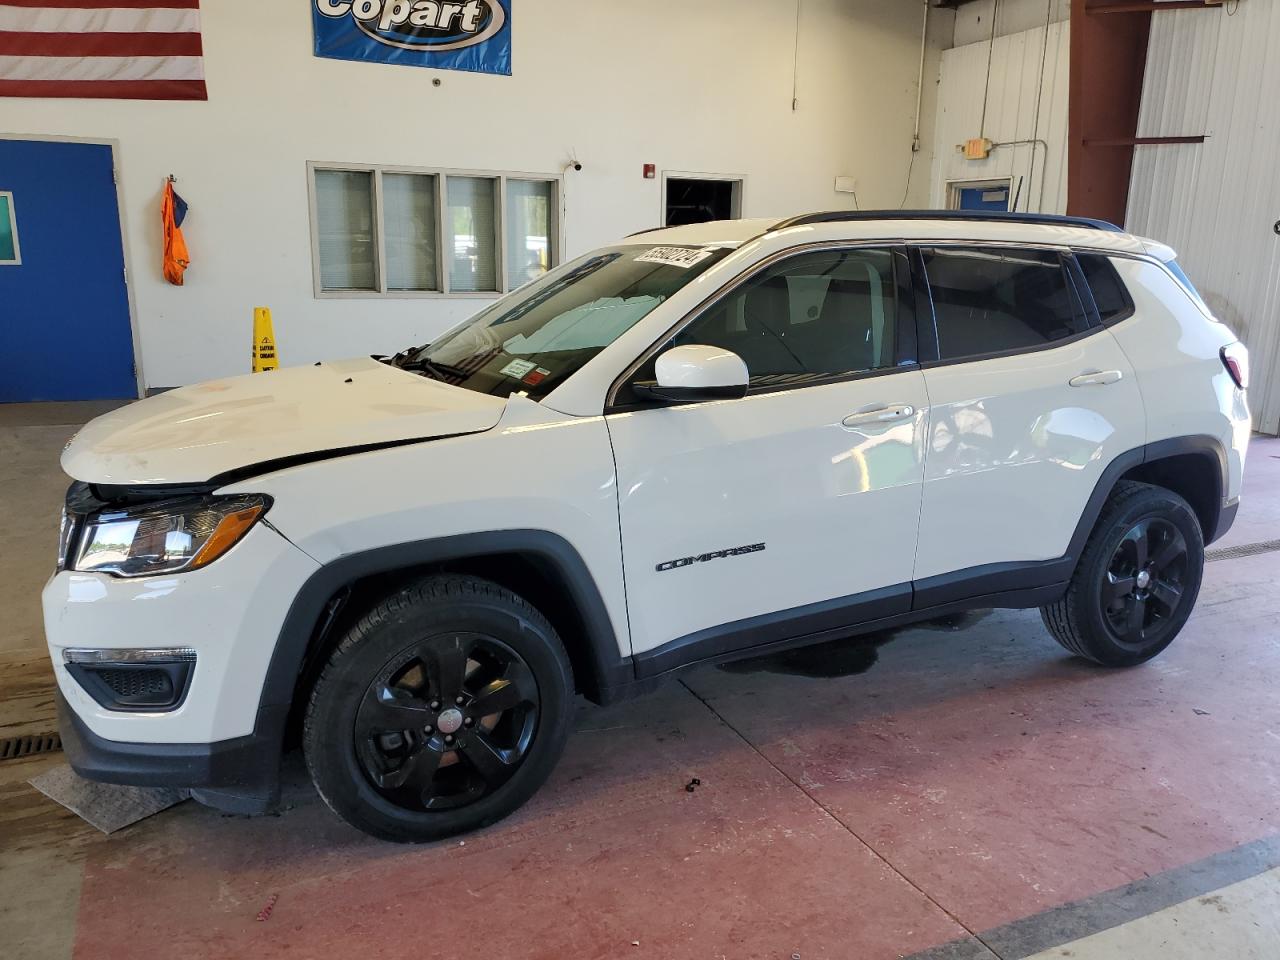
left=663, top=176, right=741, bottom=226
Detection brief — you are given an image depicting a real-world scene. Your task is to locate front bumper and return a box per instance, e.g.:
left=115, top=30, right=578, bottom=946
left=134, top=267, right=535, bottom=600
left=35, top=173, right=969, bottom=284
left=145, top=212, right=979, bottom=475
left=56, top=687, right=285, bottom=813
left=44, top=523, right=320, bottom=746
left=44, top=521, right=322, bottom=809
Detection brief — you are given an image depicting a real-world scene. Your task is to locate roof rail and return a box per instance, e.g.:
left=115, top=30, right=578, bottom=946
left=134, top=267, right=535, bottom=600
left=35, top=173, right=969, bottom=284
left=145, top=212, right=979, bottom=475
left=772, top=210, right=1124, bottom=233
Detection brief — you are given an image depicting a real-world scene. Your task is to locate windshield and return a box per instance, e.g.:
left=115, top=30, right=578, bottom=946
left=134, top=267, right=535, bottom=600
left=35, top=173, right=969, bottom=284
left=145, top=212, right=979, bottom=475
left=387, top=243, right=733, bottom=399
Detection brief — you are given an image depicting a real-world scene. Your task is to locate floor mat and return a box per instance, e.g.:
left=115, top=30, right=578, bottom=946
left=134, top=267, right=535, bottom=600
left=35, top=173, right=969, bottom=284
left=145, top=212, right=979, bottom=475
left=28, top=763, right=188, bottom=833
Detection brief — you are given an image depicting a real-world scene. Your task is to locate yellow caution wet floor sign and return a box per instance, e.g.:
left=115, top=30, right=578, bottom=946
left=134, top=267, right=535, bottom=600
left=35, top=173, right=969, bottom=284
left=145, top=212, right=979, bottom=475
left=252, top=307, right=279, bottom=373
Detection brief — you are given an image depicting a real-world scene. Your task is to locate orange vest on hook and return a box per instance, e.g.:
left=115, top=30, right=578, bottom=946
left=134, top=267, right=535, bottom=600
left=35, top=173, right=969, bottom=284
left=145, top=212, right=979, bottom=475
left=162, top=181, right=190, bottom=286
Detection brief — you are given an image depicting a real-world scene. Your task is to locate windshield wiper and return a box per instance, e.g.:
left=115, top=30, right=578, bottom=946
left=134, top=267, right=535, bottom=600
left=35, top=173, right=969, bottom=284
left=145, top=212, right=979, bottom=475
left=399, top=356, right=472, bottom=382
left=383, top=345, right=428, bottom=367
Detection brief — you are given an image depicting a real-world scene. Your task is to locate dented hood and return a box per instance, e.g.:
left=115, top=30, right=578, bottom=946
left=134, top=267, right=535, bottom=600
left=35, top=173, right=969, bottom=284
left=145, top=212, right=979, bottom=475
left=62, top=357, right=508, bottom=485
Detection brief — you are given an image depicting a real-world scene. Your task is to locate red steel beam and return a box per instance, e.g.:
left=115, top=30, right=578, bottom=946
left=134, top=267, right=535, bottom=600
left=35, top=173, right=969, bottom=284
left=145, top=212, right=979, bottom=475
left=1067, top=0, right=1153, bottom=225
left=1087, top=1, right=1221, bottom=12
left=1084, top=135, right=1207, bottom=146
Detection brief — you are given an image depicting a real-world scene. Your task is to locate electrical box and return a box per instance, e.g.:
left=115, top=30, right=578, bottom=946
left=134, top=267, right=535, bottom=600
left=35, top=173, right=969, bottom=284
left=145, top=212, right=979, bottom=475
left=834, top=176, right=857, bottom=194
left=963, top=138, right=993, bottom=160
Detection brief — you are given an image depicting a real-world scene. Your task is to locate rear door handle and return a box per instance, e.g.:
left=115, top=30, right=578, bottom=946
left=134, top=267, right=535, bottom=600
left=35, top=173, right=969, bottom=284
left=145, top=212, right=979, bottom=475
left=842, top=403, right=915, bottom=428
left=1069, top=369, right=1123, bottom=387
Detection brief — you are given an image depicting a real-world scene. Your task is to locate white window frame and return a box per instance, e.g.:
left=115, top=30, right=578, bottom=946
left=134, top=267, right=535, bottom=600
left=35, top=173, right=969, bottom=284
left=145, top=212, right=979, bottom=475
left=0, top=190, right=22, bottom=266
left=307, top=162, right=562, bottom=299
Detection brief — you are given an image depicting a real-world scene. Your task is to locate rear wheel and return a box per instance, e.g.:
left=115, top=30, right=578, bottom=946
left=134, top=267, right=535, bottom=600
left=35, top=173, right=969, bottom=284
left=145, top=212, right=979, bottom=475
left=1041, top=481, right=1204, bottom=666
left=304, top=575, right=573, bottom=842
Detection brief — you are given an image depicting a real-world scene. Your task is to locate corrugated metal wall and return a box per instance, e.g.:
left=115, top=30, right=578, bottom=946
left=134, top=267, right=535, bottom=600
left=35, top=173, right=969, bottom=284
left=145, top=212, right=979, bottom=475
left=1127, top=3, right=1280, bottom=435
left=931, top=20, right=1070, bottom=213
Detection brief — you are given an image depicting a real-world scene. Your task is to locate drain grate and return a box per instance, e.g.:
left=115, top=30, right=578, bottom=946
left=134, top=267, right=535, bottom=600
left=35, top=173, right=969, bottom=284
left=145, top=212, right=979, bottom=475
left=1206, top=539, right=1280, bottom=563
left=0, top=732, right=62, bottom=762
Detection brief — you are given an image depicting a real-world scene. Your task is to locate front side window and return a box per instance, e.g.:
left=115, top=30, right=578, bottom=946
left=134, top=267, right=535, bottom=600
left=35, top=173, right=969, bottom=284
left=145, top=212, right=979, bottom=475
left=921, top=247, right=1088, bottom=361
left=662, top=247, right=900, bottom=388
left=388, top=244, right=733, bottom=400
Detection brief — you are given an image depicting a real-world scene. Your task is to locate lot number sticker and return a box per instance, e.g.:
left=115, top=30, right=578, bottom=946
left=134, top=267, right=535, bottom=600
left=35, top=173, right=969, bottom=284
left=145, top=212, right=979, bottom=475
left=635, top=246, right=714, bottom=269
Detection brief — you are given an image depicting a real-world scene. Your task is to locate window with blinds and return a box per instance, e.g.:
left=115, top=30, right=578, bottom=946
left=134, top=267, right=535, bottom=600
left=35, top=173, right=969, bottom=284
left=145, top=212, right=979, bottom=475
left=310, top=164, right=558, bottom=298
left=506, top=180, right=554, bottom=290
left=383, top=173, right=437, bottom=292
left=314, top=170, right=377, bottom=291
left=446, top=176, right=498, bottom=293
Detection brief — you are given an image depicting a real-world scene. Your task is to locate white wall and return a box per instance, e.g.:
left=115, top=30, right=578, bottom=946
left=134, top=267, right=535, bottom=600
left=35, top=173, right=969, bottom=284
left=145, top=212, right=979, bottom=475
left=952, top=0, right=1069, bottom=48
left=930, top=18, right=1070, bottom=214
left=1, top=0, right=947, bottom=389
left=1127, top=3, right=1280, bottom=435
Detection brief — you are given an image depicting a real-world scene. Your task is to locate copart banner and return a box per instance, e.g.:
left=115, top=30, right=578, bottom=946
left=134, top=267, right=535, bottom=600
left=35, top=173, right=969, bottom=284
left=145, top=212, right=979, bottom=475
left=312, top=0, right=512, bottom=76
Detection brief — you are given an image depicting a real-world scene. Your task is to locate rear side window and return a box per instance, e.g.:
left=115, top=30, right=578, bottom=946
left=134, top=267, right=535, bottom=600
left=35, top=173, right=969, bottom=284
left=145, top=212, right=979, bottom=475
left=1076, top=253, right=1135, bottom=324
left=921, top=247, right=1089, bottom=361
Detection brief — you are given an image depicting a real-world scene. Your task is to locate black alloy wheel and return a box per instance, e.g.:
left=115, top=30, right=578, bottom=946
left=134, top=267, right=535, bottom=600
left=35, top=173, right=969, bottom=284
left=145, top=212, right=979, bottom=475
left=1040, top=480, right=1204, bottom=667
left=304, top=575, right=574, bottom=843
left=1101, top=517, right=1190, bottom=647
left=354, top=633, right=539, bottom=812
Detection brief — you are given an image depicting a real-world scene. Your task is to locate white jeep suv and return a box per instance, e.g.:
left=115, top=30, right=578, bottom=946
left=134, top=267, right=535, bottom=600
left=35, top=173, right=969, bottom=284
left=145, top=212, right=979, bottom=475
left=45, top=212, right=1251, bottom=842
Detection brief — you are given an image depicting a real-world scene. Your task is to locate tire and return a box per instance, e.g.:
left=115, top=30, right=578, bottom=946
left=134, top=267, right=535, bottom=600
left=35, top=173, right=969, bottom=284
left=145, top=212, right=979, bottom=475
left=303, top=574, right=574, bottom=843
left=1040, top=480, right=1204, bottom=667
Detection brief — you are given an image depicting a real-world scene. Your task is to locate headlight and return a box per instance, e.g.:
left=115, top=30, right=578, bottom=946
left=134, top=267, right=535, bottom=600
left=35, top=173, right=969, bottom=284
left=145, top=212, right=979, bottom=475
left=72, top=495, right=271, bottom=578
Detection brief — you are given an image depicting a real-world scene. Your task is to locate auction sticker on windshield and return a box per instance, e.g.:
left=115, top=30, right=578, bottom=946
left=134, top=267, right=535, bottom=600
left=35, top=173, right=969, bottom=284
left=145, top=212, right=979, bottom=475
left=500, top=359, right=537, bottom=379
left=634, top=247, right=715, bottom=269
left=523, top=367, right=551, bottom=386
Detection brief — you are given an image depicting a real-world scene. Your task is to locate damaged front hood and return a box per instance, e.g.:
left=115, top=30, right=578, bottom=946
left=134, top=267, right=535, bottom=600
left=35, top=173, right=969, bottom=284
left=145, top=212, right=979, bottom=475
left=63, top=357, right=508, bottom=485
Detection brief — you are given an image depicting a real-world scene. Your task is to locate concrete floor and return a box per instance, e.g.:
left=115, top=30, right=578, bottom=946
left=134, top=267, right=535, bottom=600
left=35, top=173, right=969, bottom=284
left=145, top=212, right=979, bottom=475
left=1, top=402, right=1278, bottom=960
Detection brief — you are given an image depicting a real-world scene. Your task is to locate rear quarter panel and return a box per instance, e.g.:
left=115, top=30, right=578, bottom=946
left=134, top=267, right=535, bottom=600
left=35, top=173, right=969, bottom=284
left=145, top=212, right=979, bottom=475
left=1105, top=256, right=1250, bottom=501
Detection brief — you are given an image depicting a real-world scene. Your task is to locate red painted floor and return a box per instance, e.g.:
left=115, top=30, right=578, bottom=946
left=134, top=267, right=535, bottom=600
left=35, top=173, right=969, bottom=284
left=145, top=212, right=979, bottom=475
left=687, top=550, right=1280, bottom=932
left=69, top=530, right=1280, bottom=958
left=73, top=685, right=968, bottom=960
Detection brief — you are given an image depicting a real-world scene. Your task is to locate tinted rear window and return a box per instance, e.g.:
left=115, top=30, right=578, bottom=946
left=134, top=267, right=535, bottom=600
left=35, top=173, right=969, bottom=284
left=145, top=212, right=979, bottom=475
left=1076, top=253, right=1135, bottom=324
left=921, top=247, right=1088, bottom=361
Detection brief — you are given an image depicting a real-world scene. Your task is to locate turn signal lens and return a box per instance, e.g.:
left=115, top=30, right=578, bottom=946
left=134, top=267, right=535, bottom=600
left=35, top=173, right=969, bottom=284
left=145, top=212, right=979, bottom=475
left=1221, top=342, right=1249, bottom=390
left=190, top=502, right=267, bottom=569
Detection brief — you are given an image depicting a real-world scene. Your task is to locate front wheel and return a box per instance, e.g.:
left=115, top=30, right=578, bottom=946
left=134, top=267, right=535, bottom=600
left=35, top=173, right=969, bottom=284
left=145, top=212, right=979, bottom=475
left=1041, top=481, right=1204, bottom=666
left=304, top=575, right=574, bottom=842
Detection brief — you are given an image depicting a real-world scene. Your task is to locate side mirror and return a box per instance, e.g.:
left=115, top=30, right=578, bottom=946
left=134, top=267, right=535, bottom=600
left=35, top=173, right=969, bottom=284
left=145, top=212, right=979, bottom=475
left=635, top=344, right=749, bottom=404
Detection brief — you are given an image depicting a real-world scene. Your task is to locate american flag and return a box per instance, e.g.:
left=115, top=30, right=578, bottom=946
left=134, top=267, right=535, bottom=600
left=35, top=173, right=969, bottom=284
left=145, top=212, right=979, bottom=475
left=0, top=0, right=206, bottom=100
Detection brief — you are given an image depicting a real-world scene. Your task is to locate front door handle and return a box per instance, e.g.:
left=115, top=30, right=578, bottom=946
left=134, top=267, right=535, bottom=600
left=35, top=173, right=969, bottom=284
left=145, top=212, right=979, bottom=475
left=842, top=403, right=915, bottom=428
left=1069, top=369, right=1123, bottom=387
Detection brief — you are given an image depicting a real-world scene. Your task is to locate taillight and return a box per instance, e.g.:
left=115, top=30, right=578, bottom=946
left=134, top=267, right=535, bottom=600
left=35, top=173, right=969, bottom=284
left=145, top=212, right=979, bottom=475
left=1221, top=342, right=1249, bottom=390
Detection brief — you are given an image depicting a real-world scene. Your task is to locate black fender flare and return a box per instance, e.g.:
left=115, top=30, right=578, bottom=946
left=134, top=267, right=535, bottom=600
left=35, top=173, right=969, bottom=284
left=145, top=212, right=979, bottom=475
left=245, top=530, right=632, bottom=779
left=1066, top=434, right=1229, bottom=563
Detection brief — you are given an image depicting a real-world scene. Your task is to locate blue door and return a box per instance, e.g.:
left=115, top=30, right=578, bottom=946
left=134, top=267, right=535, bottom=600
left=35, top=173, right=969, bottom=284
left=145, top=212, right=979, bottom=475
left=0, top=140, right=137, bottom=402
left=958, top=184, right=1011, bottom=211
